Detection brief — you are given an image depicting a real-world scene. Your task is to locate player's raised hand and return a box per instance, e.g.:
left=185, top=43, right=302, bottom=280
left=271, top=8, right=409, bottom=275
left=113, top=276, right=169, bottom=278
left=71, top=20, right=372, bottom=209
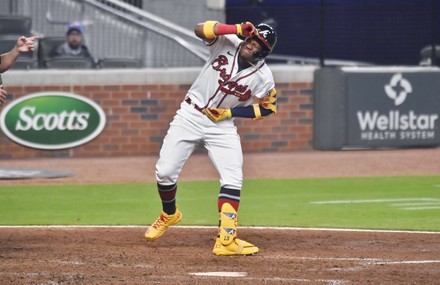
left=203, top=108, right=232, bottom=122
left=16, top=35, right=39, bottom=53
left=237, top=22, right=255, bottom=38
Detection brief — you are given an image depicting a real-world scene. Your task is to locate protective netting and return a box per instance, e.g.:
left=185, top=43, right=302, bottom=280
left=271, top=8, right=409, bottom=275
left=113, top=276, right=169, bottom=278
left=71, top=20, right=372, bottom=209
left=227, top=0, right=439, bottom=65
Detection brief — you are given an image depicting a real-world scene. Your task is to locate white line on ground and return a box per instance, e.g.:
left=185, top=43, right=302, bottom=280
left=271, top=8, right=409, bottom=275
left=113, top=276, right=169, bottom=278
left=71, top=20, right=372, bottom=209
left=391, top=202, right=440, bottom=206
left=1, top=225, right=439, bottom=234
left=263, top=256, right=386, bottom=262
left=310, top=198, right=439, bottom=204
left=224, top=277, right=349, bottom=284
left=263, top=256, right=440, bottom=265
left=403, top=206, right=440, bottom=210
left=370, top=260, right=440, bottom=265
left=189, top=272, right=247, bottom=277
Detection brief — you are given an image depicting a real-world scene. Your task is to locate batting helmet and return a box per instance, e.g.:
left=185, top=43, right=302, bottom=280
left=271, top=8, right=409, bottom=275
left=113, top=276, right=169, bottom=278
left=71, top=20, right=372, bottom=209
left=252, top=23, right=277, bottom=60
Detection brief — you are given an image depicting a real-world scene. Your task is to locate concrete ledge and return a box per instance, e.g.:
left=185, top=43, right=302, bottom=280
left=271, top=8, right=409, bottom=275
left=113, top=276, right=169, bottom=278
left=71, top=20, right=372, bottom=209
left=1, top=65, right=316, bottom=86
left=341, top=66, right=440, bottom=73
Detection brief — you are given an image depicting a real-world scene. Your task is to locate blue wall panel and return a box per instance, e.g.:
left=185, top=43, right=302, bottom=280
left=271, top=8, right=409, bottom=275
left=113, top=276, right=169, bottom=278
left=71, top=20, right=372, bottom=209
left=226, top=0, right=439, bottom=65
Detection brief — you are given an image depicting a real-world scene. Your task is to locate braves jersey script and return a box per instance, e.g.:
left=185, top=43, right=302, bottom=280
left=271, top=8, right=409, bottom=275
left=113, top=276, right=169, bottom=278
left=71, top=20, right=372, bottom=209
left=186, top=34, right=275, bottom=111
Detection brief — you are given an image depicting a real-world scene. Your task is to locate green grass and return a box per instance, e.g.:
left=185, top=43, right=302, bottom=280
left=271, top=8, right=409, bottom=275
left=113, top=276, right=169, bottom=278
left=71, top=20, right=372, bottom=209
left=1, top=176, right=440, bottom=231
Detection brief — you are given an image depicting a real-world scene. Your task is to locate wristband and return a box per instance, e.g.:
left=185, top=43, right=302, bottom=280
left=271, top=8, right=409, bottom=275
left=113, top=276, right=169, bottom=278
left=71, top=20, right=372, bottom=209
left=252, top=104, right=262, bottom=120
left=235, top=24, right=242, bottom=35
left=203, top=21, right=218, bottom=39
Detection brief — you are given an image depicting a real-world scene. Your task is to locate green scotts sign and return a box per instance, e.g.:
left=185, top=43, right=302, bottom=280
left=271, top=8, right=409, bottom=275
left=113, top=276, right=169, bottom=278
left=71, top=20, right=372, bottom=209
left=0, top=92, right=106, bottom=150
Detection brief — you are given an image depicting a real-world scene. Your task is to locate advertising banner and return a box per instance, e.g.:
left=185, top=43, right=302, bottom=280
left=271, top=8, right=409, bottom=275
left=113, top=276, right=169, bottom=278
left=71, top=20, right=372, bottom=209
left=346, top=71, right=440, bottom=147
left=0, top=92, right=106, bottom=150
left=314, top=67, right=440, bottom=149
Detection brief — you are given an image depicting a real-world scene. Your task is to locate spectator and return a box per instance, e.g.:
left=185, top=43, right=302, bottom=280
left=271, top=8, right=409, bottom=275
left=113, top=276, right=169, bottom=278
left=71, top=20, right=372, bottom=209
left=0, top=35, right=38, bottom=104
left=52, top=22, right=95, bottom=64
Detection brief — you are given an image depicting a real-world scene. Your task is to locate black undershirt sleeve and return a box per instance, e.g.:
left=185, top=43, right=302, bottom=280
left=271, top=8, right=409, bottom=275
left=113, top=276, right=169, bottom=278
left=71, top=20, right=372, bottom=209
left=230, top=105, right=273, bottom=118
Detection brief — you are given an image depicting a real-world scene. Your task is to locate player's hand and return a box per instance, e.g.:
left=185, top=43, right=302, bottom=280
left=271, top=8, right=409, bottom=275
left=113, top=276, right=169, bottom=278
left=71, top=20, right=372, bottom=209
left=0, top=85, right=7, bottom=104
left=237, top=22, right=255, bottom=38
left=203, top=108, right=232, bottom=122
left=16, top=35, right=39, bottom=53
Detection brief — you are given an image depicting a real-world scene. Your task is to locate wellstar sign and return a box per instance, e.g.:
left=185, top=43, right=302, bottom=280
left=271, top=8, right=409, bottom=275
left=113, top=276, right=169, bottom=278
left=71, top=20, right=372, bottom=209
left=354, top=73, right=439, bottom=142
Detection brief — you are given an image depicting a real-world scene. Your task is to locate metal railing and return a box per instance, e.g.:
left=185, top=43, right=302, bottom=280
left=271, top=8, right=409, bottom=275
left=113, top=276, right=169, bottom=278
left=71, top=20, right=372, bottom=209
left=83, top=0, right=209, bottom=63
left=4, top=0, right=209, bottom=67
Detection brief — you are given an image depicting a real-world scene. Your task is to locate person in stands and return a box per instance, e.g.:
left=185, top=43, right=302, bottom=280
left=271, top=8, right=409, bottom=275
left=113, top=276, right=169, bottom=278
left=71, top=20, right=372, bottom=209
left=52, top=22, right=95, bottom=65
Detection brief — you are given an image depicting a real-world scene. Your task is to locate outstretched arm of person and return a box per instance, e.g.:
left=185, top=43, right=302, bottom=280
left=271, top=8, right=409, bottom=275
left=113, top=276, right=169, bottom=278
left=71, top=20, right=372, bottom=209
left=194, top=21, right=255, bottom=42
left=0, top=35, right=38, bottom=73
left=0, top=85, right=7, bottom=104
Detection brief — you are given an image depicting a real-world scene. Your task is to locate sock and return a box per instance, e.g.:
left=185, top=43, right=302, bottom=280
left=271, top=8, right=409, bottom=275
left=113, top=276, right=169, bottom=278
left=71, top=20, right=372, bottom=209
left=218, top=187, right=241, bottom=212
left=157, top=183, right=177, bottom=215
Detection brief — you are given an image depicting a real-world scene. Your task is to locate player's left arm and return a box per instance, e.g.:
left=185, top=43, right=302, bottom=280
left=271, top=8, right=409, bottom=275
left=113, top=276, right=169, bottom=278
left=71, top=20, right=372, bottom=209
left=203, top=88, right=277, bottom=122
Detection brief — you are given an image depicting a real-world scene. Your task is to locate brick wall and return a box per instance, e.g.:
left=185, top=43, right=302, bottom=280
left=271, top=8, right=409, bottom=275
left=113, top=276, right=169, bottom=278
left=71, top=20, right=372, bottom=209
left=0, top=67, right=315, bottom=159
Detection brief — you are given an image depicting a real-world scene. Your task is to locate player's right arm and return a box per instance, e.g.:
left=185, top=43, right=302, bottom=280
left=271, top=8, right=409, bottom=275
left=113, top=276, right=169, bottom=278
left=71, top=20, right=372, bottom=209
left=0, top=35, right=38, bottom=73
left=0, top=85, right=7, bottom=104
left=194, top=21, right=255, bottom=42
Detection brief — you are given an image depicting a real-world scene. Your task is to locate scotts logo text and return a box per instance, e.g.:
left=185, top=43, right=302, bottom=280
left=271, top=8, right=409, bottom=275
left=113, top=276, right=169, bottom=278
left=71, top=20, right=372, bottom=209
left=357, top=74, right=438, bottom=141
left=0, top=92, right=106, bottom=150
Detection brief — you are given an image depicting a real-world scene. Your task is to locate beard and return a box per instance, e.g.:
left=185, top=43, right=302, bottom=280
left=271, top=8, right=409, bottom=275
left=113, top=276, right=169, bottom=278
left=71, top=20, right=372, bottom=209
left=68, top=42, right=81, bottom=50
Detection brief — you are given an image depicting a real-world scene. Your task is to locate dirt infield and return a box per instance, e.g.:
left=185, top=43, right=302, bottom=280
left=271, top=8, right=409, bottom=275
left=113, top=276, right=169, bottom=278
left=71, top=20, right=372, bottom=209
left=1, top=227, right=440, bottom=284
left=1, top=148, right=440, bottom=284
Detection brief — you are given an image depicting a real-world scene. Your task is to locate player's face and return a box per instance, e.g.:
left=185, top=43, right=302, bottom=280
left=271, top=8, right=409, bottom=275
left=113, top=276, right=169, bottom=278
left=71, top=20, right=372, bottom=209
left=239, top=38, right=263, bottom=62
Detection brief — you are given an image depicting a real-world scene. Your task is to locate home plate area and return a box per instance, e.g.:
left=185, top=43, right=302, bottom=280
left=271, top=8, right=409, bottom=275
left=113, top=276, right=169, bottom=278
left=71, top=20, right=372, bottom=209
left=0, top=226, right=439, bottom=284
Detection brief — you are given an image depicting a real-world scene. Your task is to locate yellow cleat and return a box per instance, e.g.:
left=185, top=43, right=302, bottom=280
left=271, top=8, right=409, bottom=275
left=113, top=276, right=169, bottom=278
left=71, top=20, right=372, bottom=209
left=213, top=203, right=259, bottom=255
left=218, top=203, right=239, bottom=244
left=145, top=207, right=182, bottom=241
left=212, top=236, right=259, bottom=256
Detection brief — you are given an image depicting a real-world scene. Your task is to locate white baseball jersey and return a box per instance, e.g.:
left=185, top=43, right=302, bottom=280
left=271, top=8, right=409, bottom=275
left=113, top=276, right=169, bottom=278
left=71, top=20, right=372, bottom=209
left=156, top=34, right=276, bottom=189
left=187, top=34, right=275, bottom=111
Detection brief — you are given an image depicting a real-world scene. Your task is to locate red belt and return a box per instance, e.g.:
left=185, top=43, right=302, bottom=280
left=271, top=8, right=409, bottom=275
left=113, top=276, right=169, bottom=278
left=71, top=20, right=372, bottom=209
left=185, top=97, right=204, bottom=113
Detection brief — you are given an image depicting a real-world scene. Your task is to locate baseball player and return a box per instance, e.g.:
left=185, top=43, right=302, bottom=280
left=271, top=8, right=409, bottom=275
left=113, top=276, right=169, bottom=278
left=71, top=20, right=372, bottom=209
left=145, top=20, right=278, bottom=256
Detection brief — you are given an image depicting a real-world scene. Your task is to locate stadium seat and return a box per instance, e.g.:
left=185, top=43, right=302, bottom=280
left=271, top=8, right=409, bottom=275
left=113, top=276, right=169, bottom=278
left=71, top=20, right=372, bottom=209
left=0, top=35, right=33, bottom=57
left=37, top=36, right=66, bottom=68
left=0, top=15, right=32, bottom=35
left=420, top=45, right=440, bottom=66
left=0, top=36, right=18, bottom=54
left=45, top=57, right=95, bottom=69
left=98, top=58, right=142, bottom=68
left=10, top=57, right=38, bottom=70
left=0, top=35, right=36, bottom=68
